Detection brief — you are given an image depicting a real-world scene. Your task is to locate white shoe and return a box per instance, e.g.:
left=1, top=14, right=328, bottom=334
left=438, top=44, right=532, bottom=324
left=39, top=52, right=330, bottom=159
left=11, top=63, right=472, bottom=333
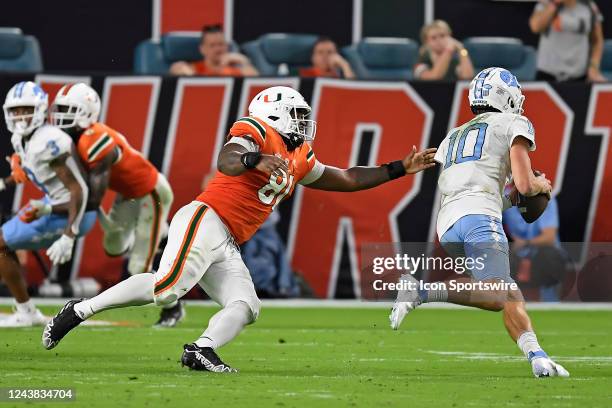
left=529, top=351, right=570, bottom=378
left=0, top=308, right=50, bottom=328
left=389, top=273, right=422, bottom=330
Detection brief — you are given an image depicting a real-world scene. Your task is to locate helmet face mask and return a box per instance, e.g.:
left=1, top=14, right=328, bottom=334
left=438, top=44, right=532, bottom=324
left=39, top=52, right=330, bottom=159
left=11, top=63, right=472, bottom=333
left=5, top=106, right=35, bottom=134
left=284, top=104, right=317, bottom=142
left=50, top=102, right=88, bottom=129
left=3, top=81, right=48, bottom=135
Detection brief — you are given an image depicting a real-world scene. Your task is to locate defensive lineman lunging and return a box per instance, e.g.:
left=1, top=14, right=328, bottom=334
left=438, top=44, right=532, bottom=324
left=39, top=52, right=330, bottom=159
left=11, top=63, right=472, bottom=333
left=43, top=86, right=437, bottom=372
left=390, top=67, right=569, bottom=378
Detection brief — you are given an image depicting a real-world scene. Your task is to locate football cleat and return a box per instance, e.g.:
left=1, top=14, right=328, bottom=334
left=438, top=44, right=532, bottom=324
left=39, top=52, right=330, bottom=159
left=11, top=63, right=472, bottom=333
left=181, top=343, right=238, bottom=373
left=529, top=350, right=570, bottom=378
left=390, top=273, right=422, bottom=330
left=153, top=300, right=186, bottom=328
left=42, top=299, right=84, bottom=350
left=0, top=308, right=49, bottom=328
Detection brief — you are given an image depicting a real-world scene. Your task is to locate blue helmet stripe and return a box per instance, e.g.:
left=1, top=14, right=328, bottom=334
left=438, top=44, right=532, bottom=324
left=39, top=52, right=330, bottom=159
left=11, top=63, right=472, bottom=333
left=15, top=81, right=26, bottom=98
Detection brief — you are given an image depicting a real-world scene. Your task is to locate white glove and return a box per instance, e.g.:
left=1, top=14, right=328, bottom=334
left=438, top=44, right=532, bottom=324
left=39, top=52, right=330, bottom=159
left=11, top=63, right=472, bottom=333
left=46, top=234, right=75, bottom=265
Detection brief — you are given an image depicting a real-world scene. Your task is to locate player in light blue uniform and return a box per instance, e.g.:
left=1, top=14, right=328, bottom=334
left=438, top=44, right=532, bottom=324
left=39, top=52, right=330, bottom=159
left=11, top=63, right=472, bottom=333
left=390, top=68, right=569, bottom=378
left=0, top=81, right=96, bottom=327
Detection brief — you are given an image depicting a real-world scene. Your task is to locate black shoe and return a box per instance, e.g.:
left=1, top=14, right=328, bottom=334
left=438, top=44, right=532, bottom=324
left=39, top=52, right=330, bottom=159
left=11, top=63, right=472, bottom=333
left=181, top=343, right=237, bottom=373
left=154, top=300, right=185, bottom=328
left=42, top=299, right=84, bottom=350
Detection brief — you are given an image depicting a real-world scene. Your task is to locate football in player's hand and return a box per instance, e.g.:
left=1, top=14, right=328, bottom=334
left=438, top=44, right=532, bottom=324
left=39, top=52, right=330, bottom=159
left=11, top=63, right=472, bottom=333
left=517, top=170, right=550, bottom=223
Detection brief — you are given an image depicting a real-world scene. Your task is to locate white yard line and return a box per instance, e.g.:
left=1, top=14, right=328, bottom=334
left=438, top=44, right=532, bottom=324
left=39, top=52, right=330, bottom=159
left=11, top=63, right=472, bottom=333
left=1, top=297, right=612, bottom=310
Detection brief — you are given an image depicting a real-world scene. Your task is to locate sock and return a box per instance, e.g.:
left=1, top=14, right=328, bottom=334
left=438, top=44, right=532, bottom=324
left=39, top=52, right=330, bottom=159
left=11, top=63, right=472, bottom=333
left=162, top=299, right=178, bottom=310
left=74, top=273, right=155, bottom=319
left=15, top=299, right=36, bottom=314
left=418, top=287, right=448, bottom=303
left=195, top=301, right=252, bottom=350
left=517, top=331, right=543, bottom=358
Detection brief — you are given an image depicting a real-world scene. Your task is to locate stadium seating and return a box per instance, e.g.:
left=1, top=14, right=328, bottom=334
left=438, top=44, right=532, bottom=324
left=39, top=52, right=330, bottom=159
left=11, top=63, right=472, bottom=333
left=601, top=39, right=612, bottom=81
left=341, top=37, right=418, bottom=80
left=463, top=37, right=536, bottom=81
left=134, top=32, right=239, bottom=74
left=0, top=27, right=43, bottom=72
left=241, top=33, right=318, bottom=76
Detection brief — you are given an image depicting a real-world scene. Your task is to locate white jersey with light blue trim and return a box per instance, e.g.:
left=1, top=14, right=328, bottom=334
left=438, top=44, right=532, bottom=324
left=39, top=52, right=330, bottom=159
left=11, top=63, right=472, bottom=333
left=433, top=112, right=536, bottom=238
left=11, top=124, right=75, bottom=206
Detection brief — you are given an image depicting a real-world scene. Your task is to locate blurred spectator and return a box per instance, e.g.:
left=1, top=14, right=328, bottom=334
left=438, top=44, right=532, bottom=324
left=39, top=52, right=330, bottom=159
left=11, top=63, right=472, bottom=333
left=503, top=197, right=567, bottom=301
left=529, top=0, right=606, bottom=82
left=169, top=24, right=258, bottom=76
left=299, top=36, right=356, bottom=79
left=414, top=20, right=474, bottom=81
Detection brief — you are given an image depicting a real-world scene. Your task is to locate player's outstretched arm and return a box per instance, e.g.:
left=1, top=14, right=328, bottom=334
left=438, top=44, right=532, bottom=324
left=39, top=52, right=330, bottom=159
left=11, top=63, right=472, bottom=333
left=45, top=153, right=89, bottom=264
left=306, top=146, right=436, bottom=192
left=217, top=142, right=288, bottom=178
left=50, top=153, right=89, bottom=238
left=510, top=137, right=551, bottom=196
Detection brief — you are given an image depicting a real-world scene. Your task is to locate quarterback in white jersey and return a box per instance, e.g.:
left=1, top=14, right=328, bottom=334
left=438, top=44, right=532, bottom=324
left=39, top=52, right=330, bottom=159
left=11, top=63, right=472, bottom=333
left=0, top=81, right=96, bottom=327
left=435, top=110, right=535, bottom=238
left=391, top=68, right=569, bottom=378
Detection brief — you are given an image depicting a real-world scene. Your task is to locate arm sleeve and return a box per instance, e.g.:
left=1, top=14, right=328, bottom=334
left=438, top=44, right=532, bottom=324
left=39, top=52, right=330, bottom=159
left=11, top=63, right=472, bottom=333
left=225, top=136, right=260, bottom=152
left=79, top=131, right=117, bottom=168
left=299, top=145, right=325, bottom=185
left=508, top=115, right=536, bottom=151
left=230, top=117, right=267, bottom=149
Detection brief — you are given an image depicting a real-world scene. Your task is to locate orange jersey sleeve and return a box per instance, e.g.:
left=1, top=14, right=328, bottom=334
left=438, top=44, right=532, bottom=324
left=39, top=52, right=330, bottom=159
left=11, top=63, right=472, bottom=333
left=77, top=123, right=118, bottom=168
left=228, top=116, right=268, bottom=149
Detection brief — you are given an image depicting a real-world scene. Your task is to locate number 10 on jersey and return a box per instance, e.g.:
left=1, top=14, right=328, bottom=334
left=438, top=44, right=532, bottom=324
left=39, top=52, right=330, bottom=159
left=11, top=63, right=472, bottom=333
left=444, top=122, right=488, bottom=168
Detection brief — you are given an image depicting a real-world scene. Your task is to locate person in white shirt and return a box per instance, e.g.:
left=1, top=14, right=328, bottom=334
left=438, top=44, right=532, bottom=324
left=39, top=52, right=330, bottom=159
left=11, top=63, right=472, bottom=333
left=0, top=81, right=95, bottom=327
left=390, top=68, right=570, bottom=378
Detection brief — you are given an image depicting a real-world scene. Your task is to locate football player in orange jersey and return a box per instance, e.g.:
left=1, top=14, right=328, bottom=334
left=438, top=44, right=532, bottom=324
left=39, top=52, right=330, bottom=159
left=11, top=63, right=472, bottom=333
left=45, top=83, right=180, bottom=327
left=43, top=86, right=437, bottom=372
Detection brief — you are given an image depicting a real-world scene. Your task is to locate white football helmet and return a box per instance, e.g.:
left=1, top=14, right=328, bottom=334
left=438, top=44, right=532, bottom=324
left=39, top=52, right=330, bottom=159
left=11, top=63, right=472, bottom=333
left=50, top=83, right=101, bottom=129
left=468, top=67, right=525, bottom=115
left=3, top=81, right=48, bottom=135
left=248, top=86, right=317, bottom=143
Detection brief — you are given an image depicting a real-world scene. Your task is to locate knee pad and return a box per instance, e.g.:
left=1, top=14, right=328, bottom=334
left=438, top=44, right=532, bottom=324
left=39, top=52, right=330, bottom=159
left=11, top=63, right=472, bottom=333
left=230, top=298, right=261, bottom=324
left=127, top=254, right=147, bottom=275
left=154, top=288, right=179, bottom=307
left=103, top=230, right=134, bottom=257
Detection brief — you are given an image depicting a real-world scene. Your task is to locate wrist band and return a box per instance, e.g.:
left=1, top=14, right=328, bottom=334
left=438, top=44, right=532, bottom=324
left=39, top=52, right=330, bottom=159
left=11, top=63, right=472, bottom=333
left=384, top=160, right=407, bottom=180
left=0, top=179, right=5, bottom=192
left=240, top=152, right=262, bottom=169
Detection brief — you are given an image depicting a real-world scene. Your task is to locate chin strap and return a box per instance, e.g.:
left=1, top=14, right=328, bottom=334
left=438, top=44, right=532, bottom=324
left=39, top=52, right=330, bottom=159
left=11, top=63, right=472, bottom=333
left=281, top=133, right=304, bottom=151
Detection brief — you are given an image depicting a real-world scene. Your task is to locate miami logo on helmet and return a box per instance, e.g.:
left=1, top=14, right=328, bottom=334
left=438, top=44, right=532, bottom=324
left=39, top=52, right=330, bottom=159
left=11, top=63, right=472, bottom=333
left=263, top=93, right=282, bottom=103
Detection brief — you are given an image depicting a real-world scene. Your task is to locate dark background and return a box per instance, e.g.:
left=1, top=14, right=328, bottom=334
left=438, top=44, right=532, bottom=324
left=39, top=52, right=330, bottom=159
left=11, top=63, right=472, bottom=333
left=2, top=0, right=611, bottom=73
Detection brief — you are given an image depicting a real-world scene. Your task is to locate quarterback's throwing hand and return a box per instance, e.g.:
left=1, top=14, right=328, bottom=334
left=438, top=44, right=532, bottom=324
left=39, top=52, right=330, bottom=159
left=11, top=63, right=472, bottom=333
left=402, top=146, right=437, bottom=174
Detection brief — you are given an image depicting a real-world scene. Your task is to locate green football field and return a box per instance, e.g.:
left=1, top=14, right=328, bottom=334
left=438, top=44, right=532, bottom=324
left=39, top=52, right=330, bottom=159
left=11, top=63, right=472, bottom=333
left=1, top=304, right=611, bottom=407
